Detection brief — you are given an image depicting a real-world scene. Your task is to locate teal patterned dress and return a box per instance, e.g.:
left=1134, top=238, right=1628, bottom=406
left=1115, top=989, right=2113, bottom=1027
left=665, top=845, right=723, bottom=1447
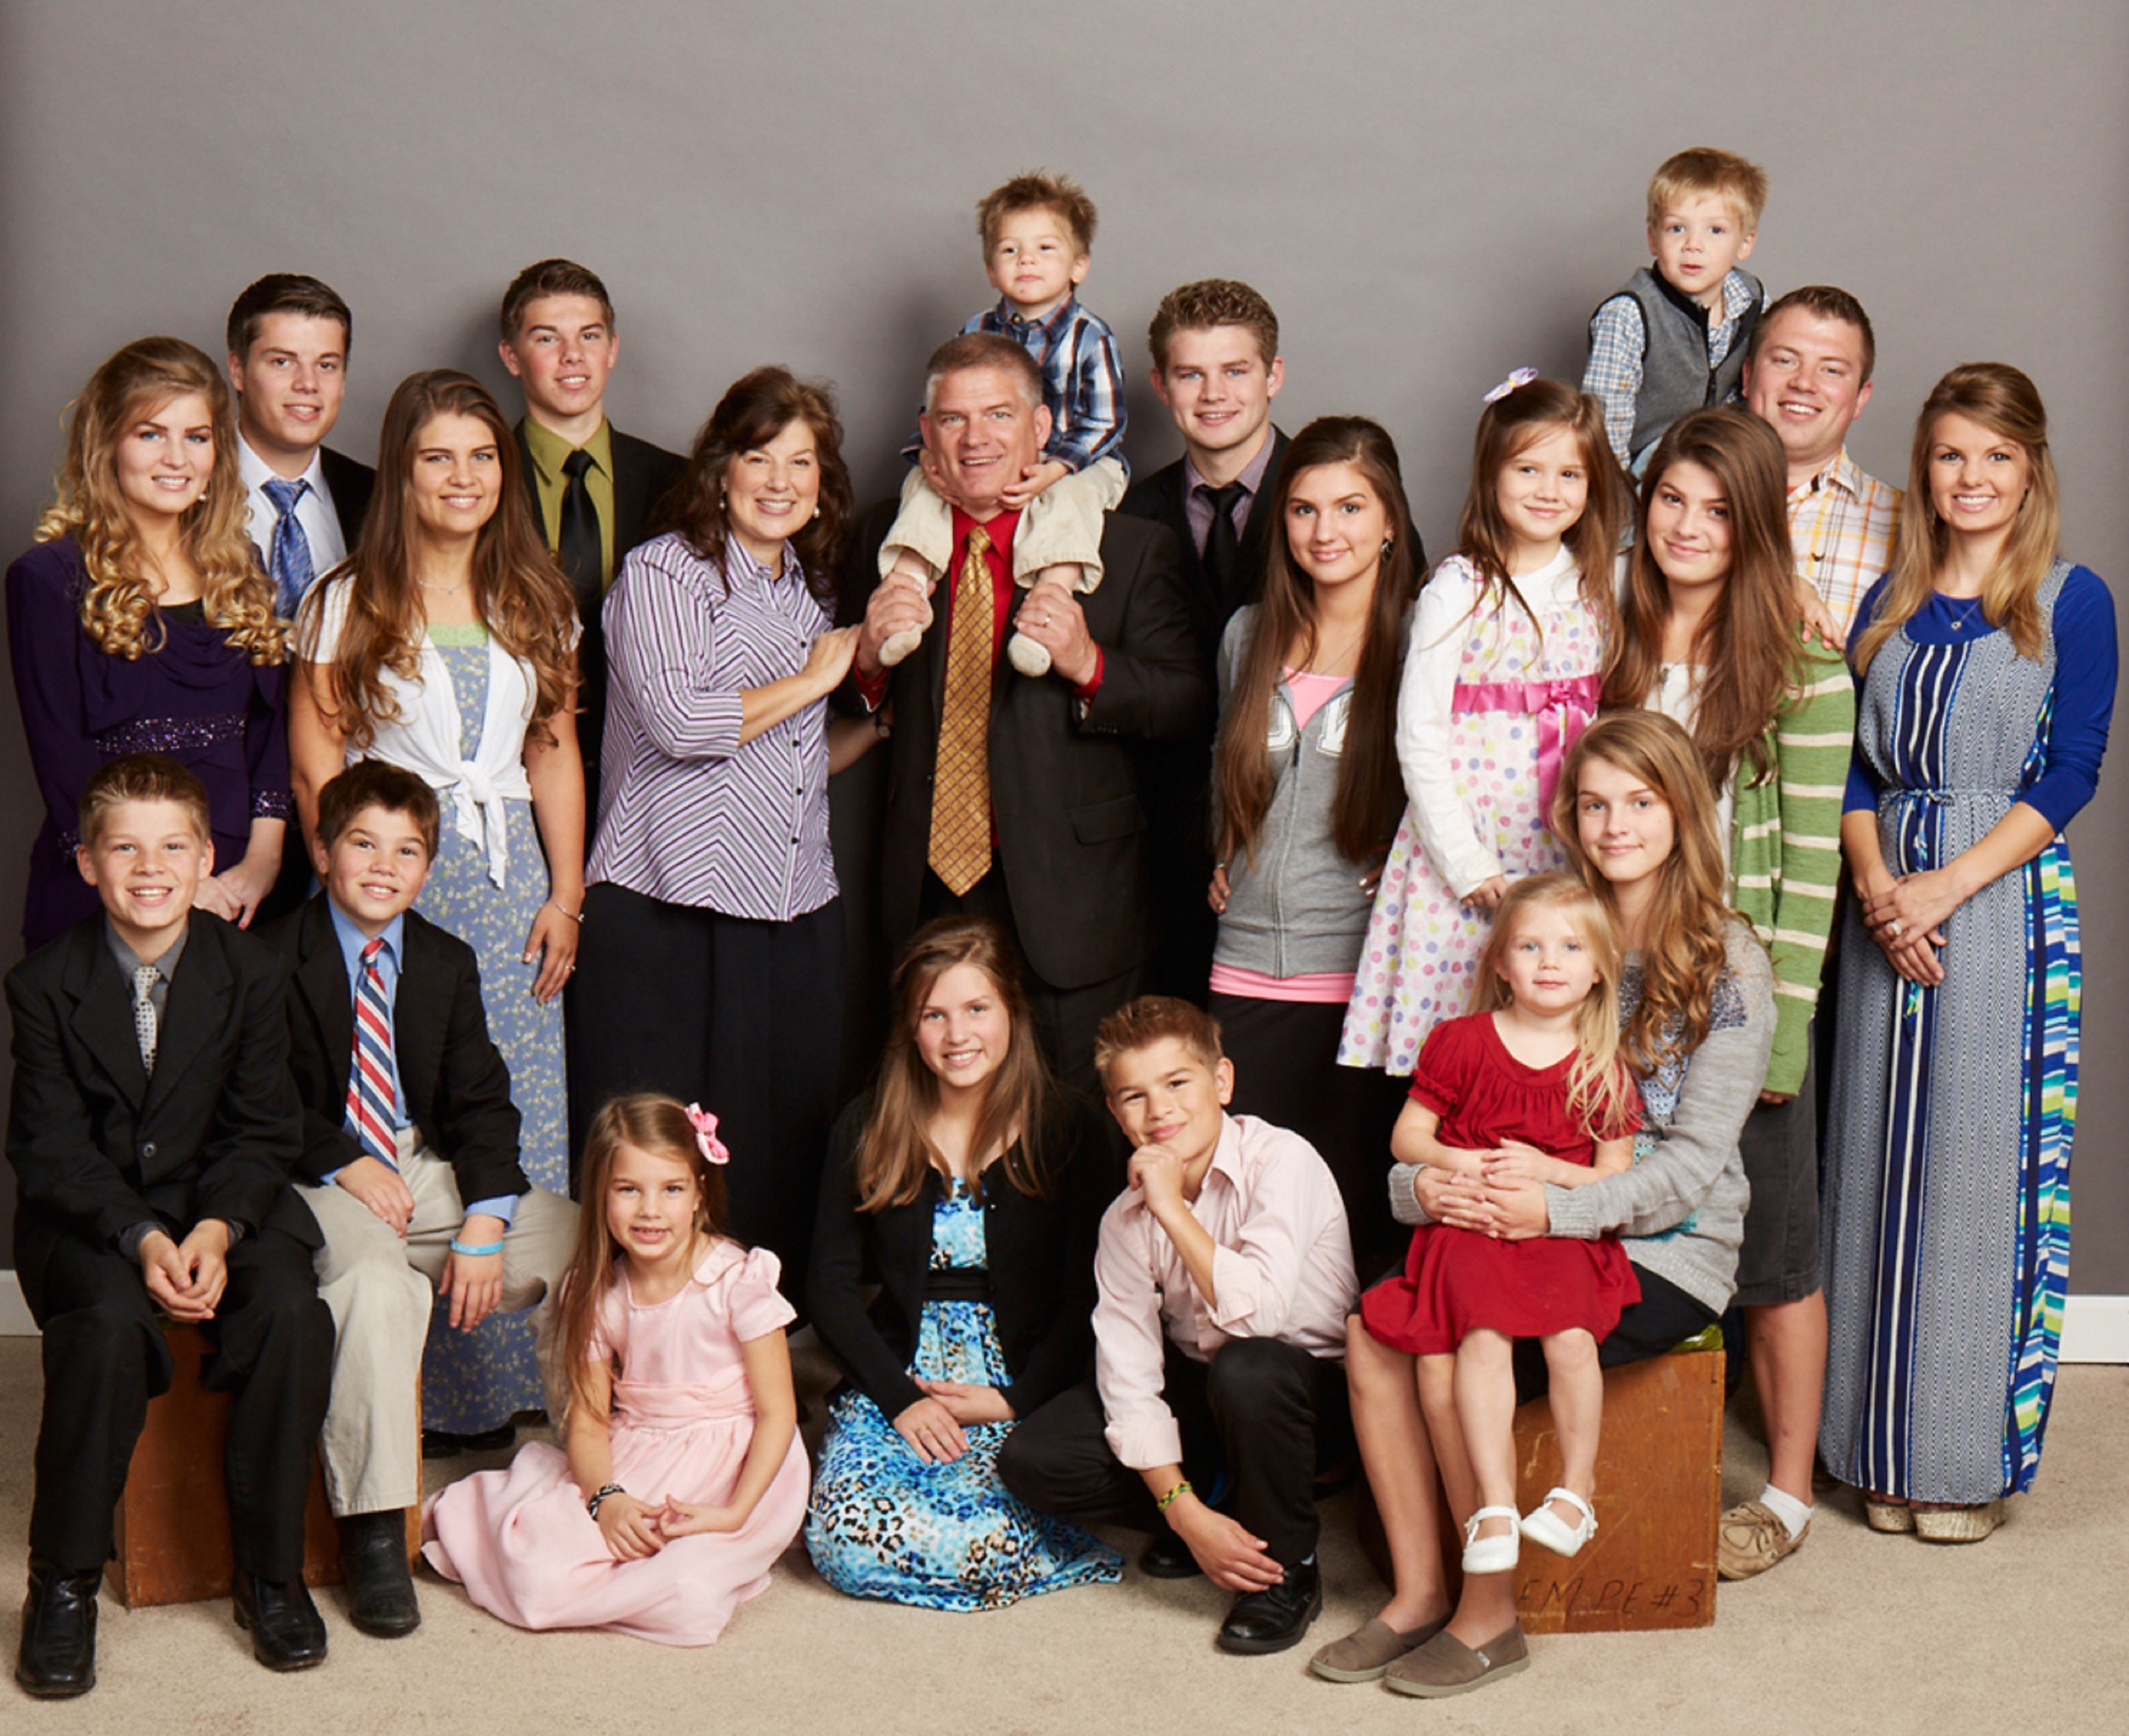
left=804, top=1181, right=1122, bottom=1609
left=415, top=627, right=571, bottom=1433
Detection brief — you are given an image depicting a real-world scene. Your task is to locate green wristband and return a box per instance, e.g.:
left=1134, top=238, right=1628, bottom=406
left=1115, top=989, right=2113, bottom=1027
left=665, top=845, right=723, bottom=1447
left=1157, top=1479, right=1193, bottom=1512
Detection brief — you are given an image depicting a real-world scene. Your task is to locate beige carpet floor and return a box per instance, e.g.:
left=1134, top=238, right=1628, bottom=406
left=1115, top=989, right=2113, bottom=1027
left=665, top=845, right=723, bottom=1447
left=1, top=1336, right=2124, bottom=1735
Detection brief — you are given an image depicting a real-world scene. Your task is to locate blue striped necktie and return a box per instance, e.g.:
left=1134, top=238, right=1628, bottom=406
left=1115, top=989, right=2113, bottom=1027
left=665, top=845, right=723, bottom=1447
left=345, top=938, right=397, bottom=1168
left=261, top=476, right=315, bottom=616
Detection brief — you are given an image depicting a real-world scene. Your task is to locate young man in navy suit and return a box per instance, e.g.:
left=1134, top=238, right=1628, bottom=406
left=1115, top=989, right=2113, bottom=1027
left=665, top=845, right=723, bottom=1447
left=8, top=756, right=331, bottom=1696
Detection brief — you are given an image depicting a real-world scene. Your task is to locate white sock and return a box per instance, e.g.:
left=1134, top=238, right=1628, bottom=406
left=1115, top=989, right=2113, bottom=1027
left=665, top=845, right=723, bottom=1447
left=1758, top=1482, right=1813, bottom=1539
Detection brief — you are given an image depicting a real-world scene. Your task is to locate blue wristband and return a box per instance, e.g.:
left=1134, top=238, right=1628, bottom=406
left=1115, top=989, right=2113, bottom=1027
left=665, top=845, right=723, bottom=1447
left=449, top=1237, right=505, bottom=1257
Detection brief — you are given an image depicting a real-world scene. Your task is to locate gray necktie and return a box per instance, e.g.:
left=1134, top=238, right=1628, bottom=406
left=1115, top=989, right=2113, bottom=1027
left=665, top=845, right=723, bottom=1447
left=132, top=964, right=160, bottom=1074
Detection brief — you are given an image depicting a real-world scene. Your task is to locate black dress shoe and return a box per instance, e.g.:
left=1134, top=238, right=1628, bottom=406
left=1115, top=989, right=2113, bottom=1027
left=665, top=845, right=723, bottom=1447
left=1138, top=1530, right=1205, bottom=1579
left=232, top=1572, right=328, bottom=1672
left=338, top=1510, right=420, bottom=1637
left=1216, top=1557, right=1323, bottom=1655
left=422, top=1422, right=515, bottom=1459
left=17, top=1558, right=99, bottom=1698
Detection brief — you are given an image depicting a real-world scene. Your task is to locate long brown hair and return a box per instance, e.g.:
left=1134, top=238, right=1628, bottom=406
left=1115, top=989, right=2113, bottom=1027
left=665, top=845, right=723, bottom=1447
left=1853, top=362, right=2060, bottom=676
left=296, top=369, right=576, bottom=750
left=556, top=1094, right=732, bottom=1423
left=1550, top=712, right=1740, bottom=1075
left=1451, top=377, right=1625, bottom=645
left=34, top=336, right=283, bottom=663
left=1605, top=407, right=1803, bottom=792
left=850, top=918, right=1053, bottom=1213
left=1473, top=873, right=1636, bottom=1135
left=1215, top=416, right=1418, bottom=867
left=662, top=365, right=853, bottom=596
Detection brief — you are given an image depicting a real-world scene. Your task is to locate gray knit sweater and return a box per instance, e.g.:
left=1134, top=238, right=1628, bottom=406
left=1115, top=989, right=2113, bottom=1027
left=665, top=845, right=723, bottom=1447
left=1390, top=918, right=1772, bottom=1316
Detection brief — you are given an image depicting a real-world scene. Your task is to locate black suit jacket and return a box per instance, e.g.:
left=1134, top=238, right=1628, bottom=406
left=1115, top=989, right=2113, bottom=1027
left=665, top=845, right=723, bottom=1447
left=265, top=896, right=527, bottom=1207
left=6, top=912, right=317, bottom=1283
left=838, top=500, right=1208, bottom=990
left=513, top=419, right=687, bottom=820
left=1118, top=426, right=1290, bottom=663
left=318, top=445, right=376, bottom=553
left=808, top=1094, right=1109, bottom=1421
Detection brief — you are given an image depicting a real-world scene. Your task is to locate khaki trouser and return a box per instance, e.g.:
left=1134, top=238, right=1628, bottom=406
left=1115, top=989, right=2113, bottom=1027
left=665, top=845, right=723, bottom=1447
left=879, top=456, right=1128, bottom=588
left=299, top=1128, right=577, bottom=1516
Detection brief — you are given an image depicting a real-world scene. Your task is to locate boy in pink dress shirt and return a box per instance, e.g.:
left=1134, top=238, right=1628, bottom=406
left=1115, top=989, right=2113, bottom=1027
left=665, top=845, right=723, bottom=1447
left=997, top=997, right=1357, bottom=1655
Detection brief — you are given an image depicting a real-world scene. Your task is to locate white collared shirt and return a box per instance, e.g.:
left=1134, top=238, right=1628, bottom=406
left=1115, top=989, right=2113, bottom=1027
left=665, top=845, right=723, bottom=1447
left=1092, top=1113, right=1357, bottom=1469
left=238, top=436, right=347, bottom=581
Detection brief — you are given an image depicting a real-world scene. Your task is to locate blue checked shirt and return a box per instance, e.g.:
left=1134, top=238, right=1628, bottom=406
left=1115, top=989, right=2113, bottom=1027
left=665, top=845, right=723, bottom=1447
left=964, top=294, right=1128, bottom=475
left=1583, top=267, right=1762, bottom=472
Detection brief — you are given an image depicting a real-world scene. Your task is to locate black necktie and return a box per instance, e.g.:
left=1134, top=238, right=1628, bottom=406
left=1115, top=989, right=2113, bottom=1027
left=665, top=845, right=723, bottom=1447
left=1198, top=480, right=1249, bottom=612
left=557, top=448, right=603, bottom=613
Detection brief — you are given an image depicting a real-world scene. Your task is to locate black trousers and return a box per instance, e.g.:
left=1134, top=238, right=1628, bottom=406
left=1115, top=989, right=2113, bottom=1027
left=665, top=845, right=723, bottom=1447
left=22, top=1221, right=331, bottom=1579
left=1212, top=993, right=1408, bottom=1281
left=569, top=885, right=843, bottom=1294
left=918, top=869, right=1143, bottom=1103
left=997, top=1338, right=1347, bottom=1567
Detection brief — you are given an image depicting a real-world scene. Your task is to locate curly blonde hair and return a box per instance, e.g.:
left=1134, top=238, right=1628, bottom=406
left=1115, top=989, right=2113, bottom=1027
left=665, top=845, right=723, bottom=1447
left=34, top=336, right=285, bottom=665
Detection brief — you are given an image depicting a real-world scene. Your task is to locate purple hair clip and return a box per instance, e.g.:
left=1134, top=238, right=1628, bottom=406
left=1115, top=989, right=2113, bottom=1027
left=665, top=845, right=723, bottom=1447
left=684, top=1103, right=730, bottom=1166
left=1483, top=366, right=1539, bottom=405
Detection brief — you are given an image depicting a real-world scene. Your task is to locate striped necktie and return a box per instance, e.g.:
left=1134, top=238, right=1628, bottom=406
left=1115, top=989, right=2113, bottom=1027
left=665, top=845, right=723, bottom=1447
left=927, top=524, right=995, bottom=895
left=345, top=938, right=397, bottom=1168
left=261, top=477, right=315, bottom=617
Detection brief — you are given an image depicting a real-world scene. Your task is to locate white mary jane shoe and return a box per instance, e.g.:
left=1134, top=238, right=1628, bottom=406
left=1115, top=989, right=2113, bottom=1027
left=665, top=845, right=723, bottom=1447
left=1519, top=1486, right=1597, bottom=1557
left=1460, top=1505, right=1522, bottom=1574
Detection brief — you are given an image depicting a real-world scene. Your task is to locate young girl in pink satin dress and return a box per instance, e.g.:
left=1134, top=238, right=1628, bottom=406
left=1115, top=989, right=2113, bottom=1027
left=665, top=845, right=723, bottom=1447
left=1341, top=375, right=1625, bottom=1076
left=423, top=1096, right=807, bottom=1646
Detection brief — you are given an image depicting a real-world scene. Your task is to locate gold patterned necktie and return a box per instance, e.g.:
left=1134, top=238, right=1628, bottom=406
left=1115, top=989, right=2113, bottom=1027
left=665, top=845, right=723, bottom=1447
left=928, top=523, right=995, bottom=895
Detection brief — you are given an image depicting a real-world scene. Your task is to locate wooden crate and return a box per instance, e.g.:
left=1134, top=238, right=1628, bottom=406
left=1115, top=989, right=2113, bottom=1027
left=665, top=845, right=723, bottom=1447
left=106, top=1322, right=420, bottom=1609
left=1506, top=1346, right=1722, bottom=1633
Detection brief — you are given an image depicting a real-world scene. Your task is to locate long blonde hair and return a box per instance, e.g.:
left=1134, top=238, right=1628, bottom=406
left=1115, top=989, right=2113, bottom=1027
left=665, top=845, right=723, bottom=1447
left=1550, top=712, right=1740, bottom=1076
left=1853, top=362, right=2059, bottom=676
left=296, top=369, right=577, bottom=750
left=1473, top=873, right=1636, bottom=1136
left=850, top=918, right=1053, bottom=1212
left=556, top=1094, right=732, bottom=1423
left=34, top=336, right=284, bottom=663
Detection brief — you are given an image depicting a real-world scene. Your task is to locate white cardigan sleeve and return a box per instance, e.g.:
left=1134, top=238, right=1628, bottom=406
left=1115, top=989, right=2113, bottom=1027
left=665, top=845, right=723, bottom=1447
left=1396, top=557, right=1503, bottom=898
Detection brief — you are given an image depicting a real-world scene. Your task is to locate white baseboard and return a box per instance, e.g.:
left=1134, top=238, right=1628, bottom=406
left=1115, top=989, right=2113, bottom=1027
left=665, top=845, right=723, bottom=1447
left=1, top=1268, right=2125, bottom=1359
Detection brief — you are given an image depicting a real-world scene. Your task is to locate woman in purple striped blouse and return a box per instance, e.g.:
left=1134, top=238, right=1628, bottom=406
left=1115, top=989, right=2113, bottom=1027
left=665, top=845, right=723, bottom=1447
left=575, top=366, right=859, bottom=1296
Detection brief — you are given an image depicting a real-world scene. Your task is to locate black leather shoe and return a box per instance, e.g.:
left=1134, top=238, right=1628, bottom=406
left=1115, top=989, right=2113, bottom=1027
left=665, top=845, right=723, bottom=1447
left=1216, top=1557, right=1323, bottom=1655
left=338, top=1511, right=420, bottom=1637
left=232, top=1572, right=328, bottom=1672
left=1138, top=1530, right=1205, bottom=1579
left=17, top=1558, right=99, bottom=1698
left=422, top=1423, right=515, bottom=1459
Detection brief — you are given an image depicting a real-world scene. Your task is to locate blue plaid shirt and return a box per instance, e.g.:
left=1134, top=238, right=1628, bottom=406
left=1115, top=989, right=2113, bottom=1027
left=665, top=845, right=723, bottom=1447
left=963, top=294, right=1128, bottom=475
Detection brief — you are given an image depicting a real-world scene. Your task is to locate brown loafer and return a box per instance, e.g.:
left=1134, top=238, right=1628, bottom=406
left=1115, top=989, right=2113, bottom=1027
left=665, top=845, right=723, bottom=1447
left=1384, top=1621, right=1529, bottom=1698
left=1914, top=1500, right=2003, bottom=1543
left=1308, top=1614, right=1448, bottom=1683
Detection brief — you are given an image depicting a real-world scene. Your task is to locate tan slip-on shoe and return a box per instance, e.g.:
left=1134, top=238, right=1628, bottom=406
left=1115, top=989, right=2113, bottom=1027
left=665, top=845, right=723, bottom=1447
left=1863, top=1497, right=1917, bottom=1534
left=1308, top=1615, right=1448, bottom=1683
left=1383, top=1622, right=1529, bottom=1698
left=1717, top=1499, right=1808, bottom=1579
left=1914, top=1500, right=2004, bottom=1543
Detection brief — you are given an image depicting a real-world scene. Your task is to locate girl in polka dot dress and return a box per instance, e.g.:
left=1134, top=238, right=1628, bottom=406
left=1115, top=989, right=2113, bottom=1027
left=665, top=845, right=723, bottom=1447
left=1339, top=374, right=1624, bottom=1076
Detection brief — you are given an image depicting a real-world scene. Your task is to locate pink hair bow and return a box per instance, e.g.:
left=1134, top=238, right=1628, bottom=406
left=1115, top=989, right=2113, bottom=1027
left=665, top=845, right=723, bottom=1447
left=1483, top=366, right=1539, bottom=404
left=684, top=1103, right=730, bottom=1165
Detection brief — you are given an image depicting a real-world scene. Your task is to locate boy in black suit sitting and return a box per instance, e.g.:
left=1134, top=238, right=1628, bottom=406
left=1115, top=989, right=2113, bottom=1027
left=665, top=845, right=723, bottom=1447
left=268, top=762, right=575, bottom=1638
left=8, top=755, right=332, bottom=1696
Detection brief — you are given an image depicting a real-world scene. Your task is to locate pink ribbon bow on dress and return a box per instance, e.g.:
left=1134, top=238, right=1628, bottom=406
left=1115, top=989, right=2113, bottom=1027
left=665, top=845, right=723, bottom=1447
left=1450, top=673, right=1603, bottom=821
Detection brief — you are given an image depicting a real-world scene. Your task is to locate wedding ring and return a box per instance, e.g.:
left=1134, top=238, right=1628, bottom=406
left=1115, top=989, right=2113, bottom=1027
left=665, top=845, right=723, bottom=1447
left=1887, top=919, right=1904, bottom=939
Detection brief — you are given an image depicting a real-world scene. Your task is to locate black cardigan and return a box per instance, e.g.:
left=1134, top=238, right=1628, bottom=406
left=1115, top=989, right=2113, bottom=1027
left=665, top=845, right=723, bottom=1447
left=808, top=1093, right=1110, bottom=1423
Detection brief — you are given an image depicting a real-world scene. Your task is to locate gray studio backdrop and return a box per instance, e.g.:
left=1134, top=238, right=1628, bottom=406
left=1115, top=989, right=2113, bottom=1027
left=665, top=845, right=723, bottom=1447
left=2, top=1, right=2124, bottom=1292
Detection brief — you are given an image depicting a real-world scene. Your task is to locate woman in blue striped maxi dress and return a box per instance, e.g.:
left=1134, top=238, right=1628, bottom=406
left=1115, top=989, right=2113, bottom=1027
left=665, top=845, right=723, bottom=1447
left=572, top=367, right=861, bottom=1301
left=1821, top=365, right=2115, bottom=1541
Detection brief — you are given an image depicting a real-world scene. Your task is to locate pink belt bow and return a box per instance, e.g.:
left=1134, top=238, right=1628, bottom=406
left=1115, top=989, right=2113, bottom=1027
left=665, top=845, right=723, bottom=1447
left=1450, top=673, right=1603, bottom=821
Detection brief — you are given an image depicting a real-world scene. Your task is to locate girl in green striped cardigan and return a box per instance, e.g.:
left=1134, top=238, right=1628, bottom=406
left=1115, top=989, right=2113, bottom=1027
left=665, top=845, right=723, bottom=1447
left=1604, top=406, right=1854, bottom=1583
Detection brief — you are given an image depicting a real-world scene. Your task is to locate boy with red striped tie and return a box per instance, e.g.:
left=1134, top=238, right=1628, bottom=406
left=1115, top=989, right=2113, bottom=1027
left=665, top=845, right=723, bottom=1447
left=268, top=762, right=575, bottom=1640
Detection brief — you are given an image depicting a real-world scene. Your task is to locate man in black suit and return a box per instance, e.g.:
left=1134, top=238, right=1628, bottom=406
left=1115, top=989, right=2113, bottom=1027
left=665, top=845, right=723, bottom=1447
left=268, top=762, right=575, bottom=1639
left=1119, top=280, right=1291, bottom=1002
left=227, top=273, right=374, bottom=598
left=7, top=756, right=332, bottom=1696
left=497, top=258, right=685, bottom=828
left=845, top=333, right=1207, bottom=1093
